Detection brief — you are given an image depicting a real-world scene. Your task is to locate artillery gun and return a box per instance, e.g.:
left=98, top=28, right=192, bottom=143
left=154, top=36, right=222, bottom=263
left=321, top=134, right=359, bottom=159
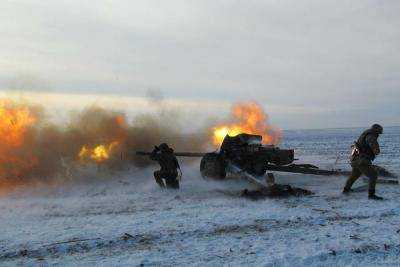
left=136, top=133, right=398, bottom=190
left=200, top=133, right=294, bottom=179
left=136, top=133, right=365, bottom=180
left=197, top=133, right=373, bottom=180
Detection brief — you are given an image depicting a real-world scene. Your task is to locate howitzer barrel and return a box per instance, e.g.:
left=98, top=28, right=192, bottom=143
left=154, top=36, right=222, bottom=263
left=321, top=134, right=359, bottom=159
left=136, top=151, right=206, bottom=157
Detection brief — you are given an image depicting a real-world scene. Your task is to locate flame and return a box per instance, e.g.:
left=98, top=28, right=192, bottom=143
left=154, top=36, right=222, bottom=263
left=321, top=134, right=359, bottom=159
left=212, top=102, right=281, bottom=146
left=0, top=99, right=36, bottom=146
left=0, top=99, right=38, bottom=178
left=78, top=141, right=120, bottom=163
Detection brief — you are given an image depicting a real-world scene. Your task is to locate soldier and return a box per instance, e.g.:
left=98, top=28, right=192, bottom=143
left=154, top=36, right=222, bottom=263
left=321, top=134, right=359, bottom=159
left=150, top=143, right=181, bottom=189
left=343, top=124, right=384, bottom=200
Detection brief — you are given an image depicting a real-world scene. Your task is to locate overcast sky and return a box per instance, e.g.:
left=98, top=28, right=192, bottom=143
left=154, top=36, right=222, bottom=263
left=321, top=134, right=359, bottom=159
left=0, top=0, right=399, bottom=129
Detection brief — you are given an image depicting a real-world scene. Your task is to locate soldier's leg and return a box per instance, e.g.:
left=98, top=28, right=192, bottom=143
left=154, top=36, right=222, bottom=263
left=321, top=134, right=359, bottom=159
left=359, top=164, right=379, bottom=198
left=171, top=179, right=180, bottom=189
left=154, top=170, right=166, bottom=188
left=343, top=167, right=362, bottom=192
left=165, top=177, right=180, bottom=189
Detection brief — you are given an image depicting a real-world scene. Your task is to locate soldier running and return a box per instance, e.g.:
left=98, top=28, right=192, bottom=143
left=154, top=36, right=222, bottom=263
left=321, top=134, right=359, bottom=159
left=150, top=143, right=181, bottom=189
left=343, top=124, right=384, bottom=200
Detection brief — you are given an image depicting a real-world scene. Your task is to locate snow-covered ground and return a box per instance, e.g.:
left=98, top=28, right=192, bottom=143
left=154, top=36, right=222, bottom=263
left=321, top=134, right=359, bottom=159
left=1, top=159, right=399, bottom=266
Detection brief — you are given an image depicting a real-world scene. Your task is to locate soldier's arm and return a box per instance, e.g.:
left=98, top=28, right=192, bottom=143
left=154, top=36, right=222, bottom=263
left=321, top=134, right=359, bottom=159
left=149, top=147, right=161, bottom=161
left=366, top=134, right=380, bottom=155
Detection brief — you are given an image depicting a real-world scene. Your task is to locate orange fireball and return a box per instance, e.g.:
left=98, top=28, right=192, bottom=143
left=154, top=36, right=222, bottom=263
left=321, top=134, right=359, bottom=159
left=78, top=141, right=120, bottom=163
left=0, top=99, right=38, bottom=179
left=212, top=102, right=281, bottom=146
left=0, top=99, right=36, bottom=147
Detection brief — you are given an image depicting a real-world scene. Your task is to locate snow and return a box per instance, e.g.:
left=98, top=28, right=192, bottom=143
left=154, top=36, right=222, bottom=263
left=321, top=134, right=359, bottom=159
left=0, top=161, right=400, bottom=266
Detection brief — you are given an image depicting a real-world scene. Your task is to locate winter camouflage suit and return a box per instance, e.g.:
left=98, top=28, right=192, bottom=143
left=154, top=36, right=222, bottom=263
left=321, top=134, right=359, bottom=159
left=150, top=143, right=181, bottom=189
left=343, top=124, right=383, bottom=199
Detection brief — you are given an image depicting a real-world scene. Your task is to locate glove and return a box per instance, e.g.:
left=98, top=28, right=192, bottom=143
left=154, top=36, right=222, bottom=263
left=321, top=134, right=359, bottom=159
left=372, top=147, right=380, bottom=156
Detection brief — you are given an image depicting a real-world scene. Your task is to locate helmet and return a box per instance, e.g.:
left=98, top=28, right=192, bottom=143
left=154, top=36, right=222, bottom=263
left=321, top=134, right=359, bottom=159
left=158, top=143, right=170, bottom=151
left=371, top=124, right=383, bottom=134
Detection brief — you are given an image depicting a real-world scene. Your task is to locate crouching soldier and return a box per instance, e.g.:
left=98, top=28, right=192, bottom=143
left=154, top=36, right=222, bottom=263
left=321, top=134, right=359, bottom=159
left=150, top=143, right=181, bottom=189
left=343, top=124, right=384, bottom=200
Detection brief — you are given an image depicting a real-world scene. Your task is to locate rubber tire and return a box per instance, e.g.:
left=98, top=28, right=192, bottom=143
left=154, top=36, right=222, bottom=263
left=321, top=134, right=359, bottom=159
left=200, top=153, right=226, bottom=180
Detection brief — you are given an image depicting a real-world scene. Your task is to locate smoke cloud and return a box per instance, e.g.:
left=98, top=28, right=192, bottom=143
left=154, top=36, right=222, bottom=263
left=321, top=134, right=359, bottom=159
left=0, top=98, right=279, bottom=194
left=0, top=98, right=209, bottom=193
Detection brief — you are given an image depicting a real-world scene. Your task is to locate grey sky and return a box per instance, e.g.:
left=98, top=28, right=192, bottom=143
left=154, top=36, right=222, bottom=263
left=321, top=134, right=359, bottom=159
left=1, top=0, right=399, bottom=129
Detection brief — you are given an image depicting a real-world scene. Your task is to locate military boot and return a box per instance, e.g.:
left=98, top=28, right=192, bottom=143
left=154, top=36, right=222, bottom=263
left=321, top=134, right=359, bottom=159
left=368, top=190, right=383, bottom=200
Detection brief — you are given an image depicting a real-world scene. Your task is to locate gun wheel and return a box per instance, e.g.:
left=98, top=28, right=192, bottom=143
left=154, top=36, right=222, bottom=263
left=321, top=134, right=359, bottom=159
left=200, top=153, right=226, bottom=180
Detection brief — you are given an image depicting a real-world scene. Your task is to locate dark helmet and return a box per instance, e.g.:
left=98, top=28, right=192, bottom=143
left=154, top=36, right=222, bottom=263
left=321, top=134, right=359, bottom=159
left=371, top=124, right=383, bottom=134
left=158, top=143, right=170, bottom=152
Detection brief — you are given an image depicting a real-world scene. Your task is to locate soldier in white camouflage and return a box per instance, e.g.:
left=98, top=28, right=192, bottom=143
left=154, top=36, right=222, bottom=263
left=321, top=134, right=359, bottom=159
left=343, top=124, right=384, bottom=200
